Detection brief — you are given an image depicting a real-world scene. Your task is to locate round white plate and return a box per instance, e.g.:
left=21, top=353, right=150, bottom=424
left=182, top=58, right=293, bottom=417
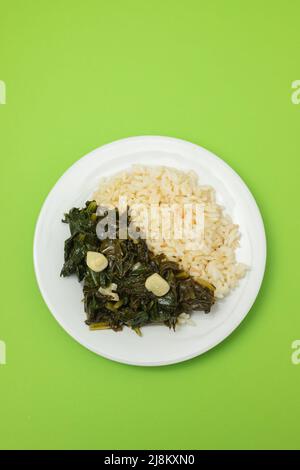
left=34, top=136, right=266, bottom=366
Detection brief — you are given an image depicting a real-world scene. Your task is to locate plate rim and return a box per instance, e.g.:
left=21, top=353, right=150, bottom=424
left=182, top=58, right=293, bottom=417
left=33, top=135, right=267, bottom=366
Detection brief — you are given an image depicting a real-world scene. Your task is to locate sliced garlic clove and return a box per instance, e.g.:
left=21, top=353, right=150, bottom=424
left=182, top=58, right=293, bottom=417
left=86, top=251, right=108, bottom=272
left=145, top=273, right=170, bottom=297
left=99, top=285, right=119, bottom=301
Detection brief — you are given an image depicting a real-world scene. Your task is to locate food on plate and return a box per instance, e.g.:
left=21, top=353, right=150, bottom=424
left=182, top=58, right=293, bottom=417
left=61, top=201, right=215, bottom=334
left=93, top=165, right=247, bottom=298
left=61, top=165, right=247, bottom=335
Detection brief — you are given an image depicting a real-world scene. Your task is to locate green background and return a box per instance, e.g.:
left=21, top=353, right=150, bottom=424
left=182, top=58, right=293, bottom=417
left=0, top=0, right=299, bottom=450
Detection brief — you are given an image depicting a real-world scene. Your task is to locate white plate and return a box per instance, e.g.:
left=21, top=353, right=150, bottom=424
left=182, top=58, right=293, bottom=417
left=33, top=136, right=266, bottom=366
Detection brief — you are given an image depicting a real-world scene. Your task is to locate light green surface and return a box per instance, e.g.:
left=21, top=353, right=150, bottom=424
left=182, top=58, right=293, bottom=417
left=0, top=0, right=299, bottom=450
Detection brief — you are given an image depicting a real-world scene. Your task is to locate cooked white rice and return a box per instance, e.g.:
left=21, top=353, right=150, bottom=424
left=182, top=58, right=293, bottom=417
left=93, top=165, right=247, bottom=298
